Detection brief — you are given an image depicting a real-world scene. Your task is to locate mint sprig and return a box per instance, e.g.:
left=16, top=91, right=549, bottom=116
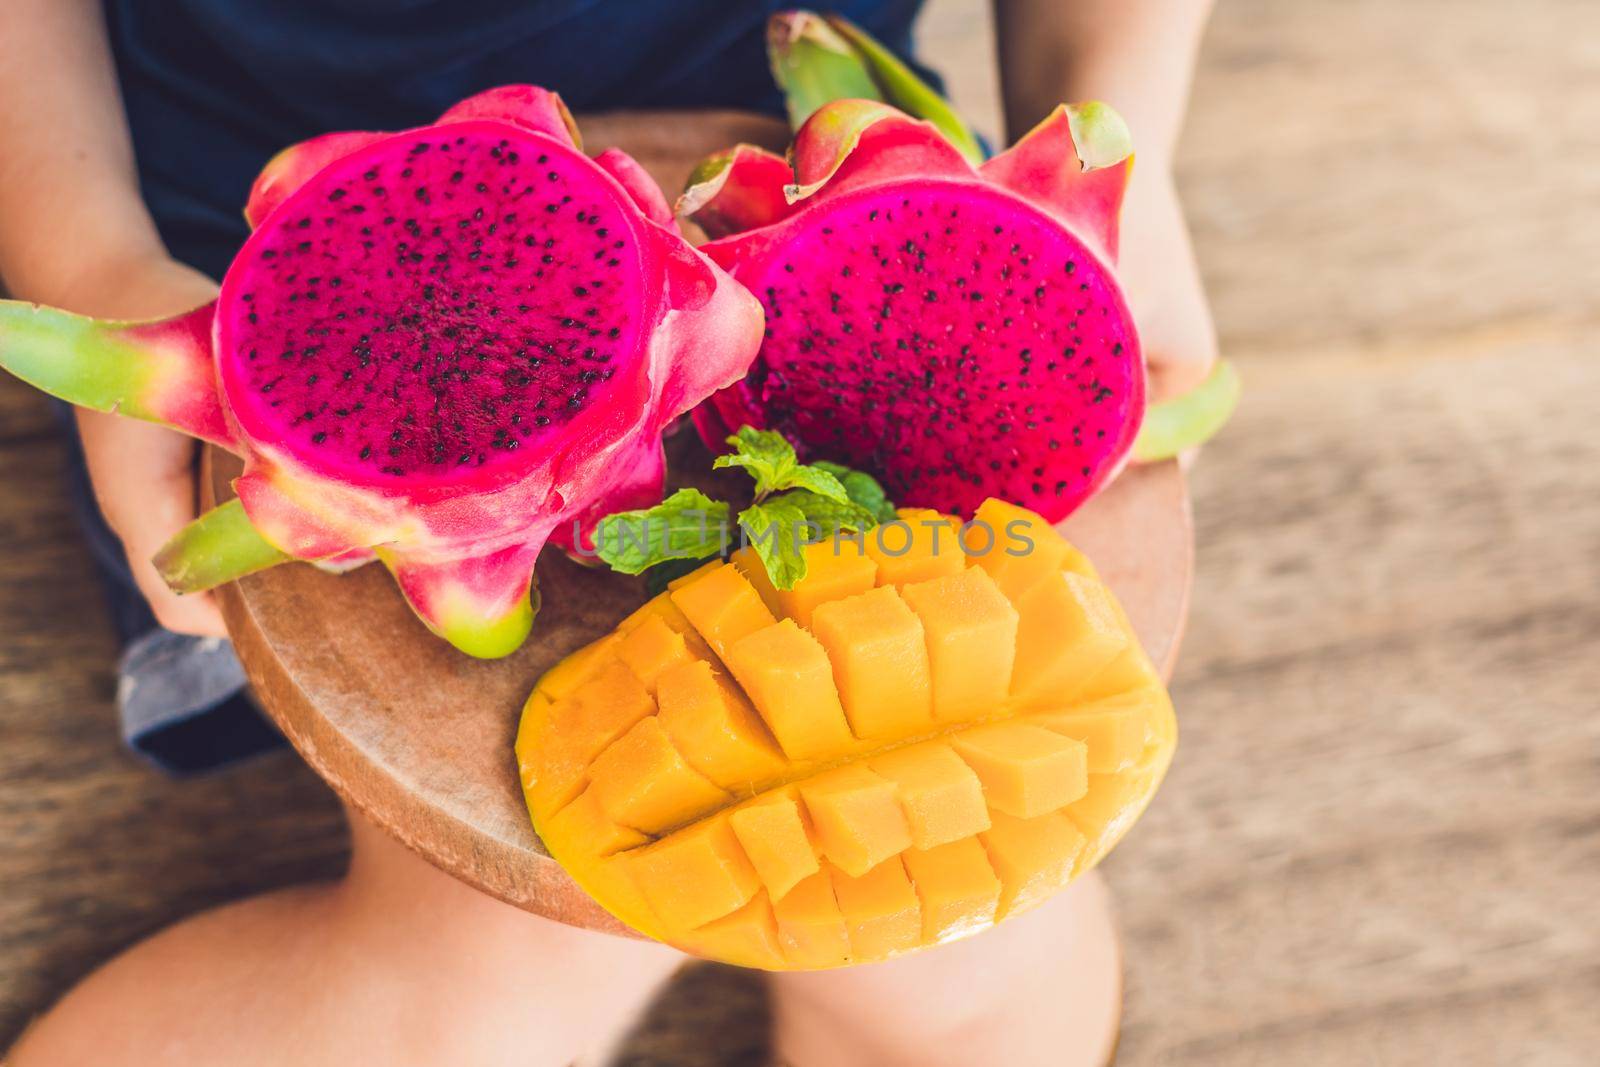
left=811, top=461, right=896, bottom=523
left=738, top=498, right=812, bottom=589
left=593, top=489, right=730, bottom=575
left=592, top=428, right=893, bottom=590
left=712, top=426, right=851, bottom=503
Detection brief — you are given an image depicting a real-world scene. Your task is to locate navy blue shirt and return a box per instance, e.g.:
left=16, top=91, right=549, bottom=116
left=105, top=0, right=933, bottom=279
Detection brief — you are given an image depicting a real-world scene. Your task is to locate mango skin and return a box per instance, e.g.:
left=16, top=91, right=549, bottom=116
left=517, top=502, right=1176, bottom=970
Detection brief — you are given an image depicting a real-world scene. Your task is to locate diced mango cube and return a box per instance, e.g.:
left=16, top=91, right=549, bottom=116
left=966, top=499, right=1094, bottom=597
left=979, top=810, right=1086, bottom=918
left=773, top=871, right=851, bottom=968
left=868, top=742, right=990, bottom=849
left=656, top=659, right=787, bottom=790
left=730, top=545, right=783, bottom=616
left=1064, top=770, right=1158, bottom=867
left=951, top=722, right=1088, bottom=818
left=630, top=816, right=760, bottom=933
left=619, top=592, right=717, bottom=661
left=1008, top=571, right=1128, bottom=704
left=589, top=716, right=730, bottom=834
left=866, top=508, right=968, bottom=588
left=900, top=569, right=1019, bottom=721
left=686, top=893, right=786, bottom=970
left=1076, top=642, right=1162, bottom=703
left=725, top=619, right=854, bottom=759
left=902, top=838, right=1001, bottom=942
left=670, top=563, right=777, bottom=660
left=797, top=765, right=913, bottom=876
left=583, top=854, right=661, bottom=935
left=778, top=541, right=879, bottom=628
left=530, top=661, right=655, bottom=816
left=810, top=586, right=933, bottom=739
left=536, top=633, right=621, bottom=700
left=616, top=594, right=666, bottom=633
left=616, top=615, right=696, bottom=694
left=829, top=859, right=922, bottom=960
left=729, top=791, right=821, bottom=900
left=1030, top=689, right=1157, bottom=774
left=666, top=559, right=723, bottom=590
left=543, top=787, right=648, bottom=859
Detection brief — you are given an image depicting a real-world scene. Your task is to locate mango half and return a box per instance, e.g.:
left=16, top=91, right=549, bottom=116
left=516, top=500, right=1176, bottom=969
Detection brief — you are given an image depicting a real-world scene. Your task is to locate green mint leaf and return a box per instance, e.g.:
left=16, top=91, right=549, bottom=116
left=812, top=461, right=896, bottom=522
left=781, top=463, right=852, bottom=504
left=594, top=489, right=731, bottom=575
left=714, top=427, right=853, bottom=504
left=738, top=499, right=811, bottom=590
left=713, top=426, right=800, bottom=496
left=774, top=488, right=879, bottom=536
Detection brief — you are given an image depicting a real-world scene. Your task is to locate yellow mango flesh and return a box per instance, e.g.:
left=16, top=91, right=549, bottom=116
left=734, top=541, right=881, bottom=631
left=778, top=541, right=879, bottom=628
left=773, top=870, right=851, bottom=968
left=949, top=721, right=1089, bottom=819
left=810, top=585, right=933, bottom=739
left=629, top=815, right=760, bottom=932
left=900, top=568, right=1019, bottom=722
left=614, top=615, right=696, bottom=695
left=544, top=787, right=648, bottom=858
left=797, top=764, right=914, bottom=876
left=682, top=892, right=787, bottom=970
left=728, top=545, right=782, bottom=615
left=980, top=810, right=1087, bottom=918
left=903, top=838, right=1002, bottom=942
left=529, top=660, right=655, bottom=818
left=519, top=499, right=1176, bottom=969
left=670, top=563, right=776, bottom=660
left=1029, top=688, right=1159, bottom=773
left=725, top=619, right=855, bottom=759
left=829, top=859, right=922, bottom=960
left=655, top=659, right=787, bottom=790
left=865, top=508, right=968, bottom=587
left=967, top=498, right=1096, bottom=595
left=1008, top=571, right=1129, bottom=703
left=589, top=716, right=730, bottom=834
left=728, top=789, right=820, bottom=900
left=868, top=742, right=990, bottom=850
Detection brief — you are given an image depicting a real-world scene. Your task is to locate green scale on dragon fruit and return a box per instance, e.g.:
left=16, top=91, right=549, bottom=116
left=682, top=99, right=1144, bottom=524
left=0, top=86, right=764, bottom=658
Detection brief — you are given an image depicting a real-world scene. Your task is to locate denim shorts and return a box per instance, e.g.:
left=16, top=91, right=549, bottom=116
left=56, top=404, right=285, bottom=774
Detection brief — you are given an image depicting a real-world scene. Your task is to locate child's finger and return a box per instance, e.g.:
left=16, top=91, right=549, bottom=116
left=76, top=411, right=230, bottom=639
left=1116, top=165, right=1219, bottom=404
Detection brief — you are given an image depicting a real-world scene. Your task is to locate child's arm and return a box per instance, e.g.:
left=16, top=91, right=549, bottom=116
left=994, top=0, right=1219, bottom=402
left=0, top=0, right=226, bottom=636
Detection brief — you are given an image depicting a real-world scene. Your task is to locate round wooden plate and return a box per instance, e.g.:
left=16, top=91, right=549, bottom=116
left=207, top=112, right=1194, bottom=935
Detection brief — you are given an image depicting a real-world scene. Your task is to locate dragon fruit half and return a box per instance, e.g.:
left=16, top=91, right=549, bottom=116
left=681, top=98, right=1144, bottom=522
left=0, top=86, right=764, bottom=658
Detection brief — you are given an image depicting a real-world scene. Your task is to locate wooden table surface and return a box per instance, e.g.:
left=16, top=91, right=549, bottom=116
left=2, top=0, right=1596, bottom=1063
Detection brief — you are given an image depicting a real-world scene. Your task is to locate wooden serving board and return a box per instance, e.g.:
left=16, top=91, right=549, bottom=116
left=207, top=111, right=1194, bottom=934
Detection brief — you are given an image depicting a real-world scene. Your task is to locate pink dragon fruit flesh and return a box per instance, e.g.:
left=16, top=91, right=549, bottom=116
left=681, top=99, right=1144, bottom=522
left=0, top=86, right=764, bottom=658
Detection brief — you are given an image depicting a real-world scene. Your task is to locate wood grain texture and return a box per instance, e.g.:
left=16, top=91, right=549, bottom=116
left=3, top=0, right=1598, bottom=1062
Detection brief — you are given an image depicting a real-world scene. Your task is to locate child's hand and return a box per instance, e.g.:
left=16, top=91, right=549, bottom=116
left=991, top=0, right=1219, bottom=405
left=67, top=256, right=228, bottom=638
left=1117, top=158, right=1219, bottom=404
